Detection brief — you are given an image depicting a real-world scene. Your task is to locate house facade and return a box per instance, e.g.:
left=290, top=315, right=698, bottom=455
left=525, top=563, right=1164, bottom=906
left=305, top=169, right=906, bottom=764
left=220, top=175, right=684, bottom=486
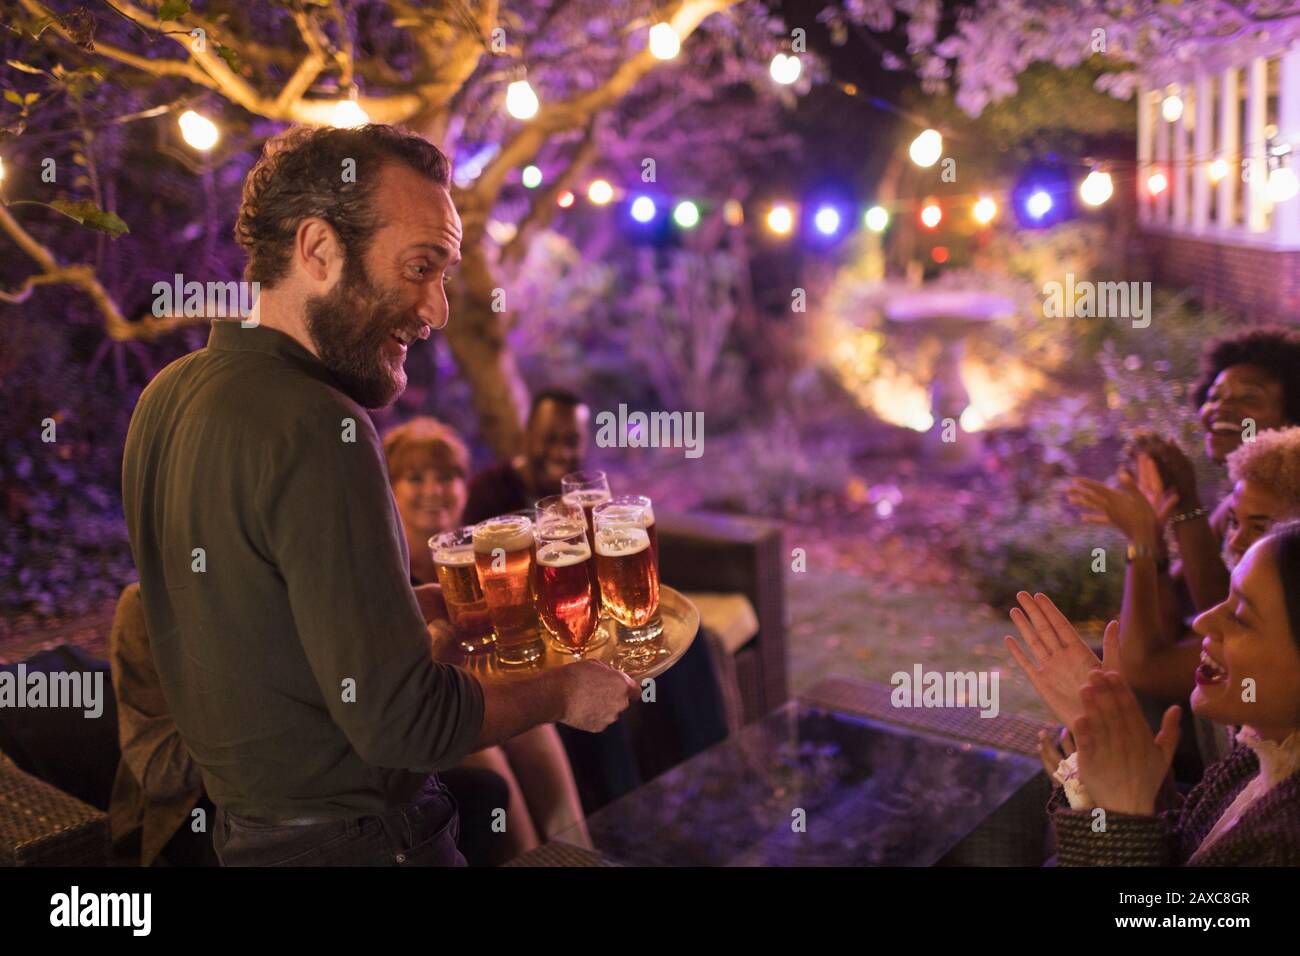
left=1138, top=30, right=1300, bottom=321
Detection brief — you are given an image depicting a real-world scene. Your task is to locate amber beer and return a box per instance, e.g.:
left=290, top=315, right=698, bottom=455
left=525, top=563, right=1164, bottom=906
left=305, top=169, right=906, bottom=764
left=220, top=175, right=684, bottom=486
left=594, top=522, right=659, bottom=628
left=602, top=495, right=657, bottom=563
left=534, top=524, right=599, bottom=656
left=472, top=515, right=543, bottom=665
left=430, top=529, right=494, bottom=654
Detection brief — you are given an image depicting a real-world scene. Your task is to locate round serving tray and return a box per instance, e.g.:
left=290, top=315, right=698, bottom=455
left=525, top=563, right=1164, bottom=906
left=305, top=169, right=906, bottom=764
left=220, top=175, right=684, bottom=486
left=431, top=585, right=698, bottom=682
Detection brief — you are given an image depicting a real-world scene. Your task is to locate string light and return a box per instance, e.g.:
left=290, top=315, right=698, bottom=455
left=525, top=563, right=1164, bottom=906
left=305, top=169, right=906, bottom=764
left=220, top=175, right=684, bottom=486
left=814, top=205, right=842, bottom=236
left=1161, top=93, right=1184, bottom=123
left=864, top=205, right=889, bottom=232
left=769, top=53, right=801, bottom=85
left=588, top=179, right=614, bottom=205
left=1026, top=190, right=1053, bottom=219
left=178, top=109, right=220, bottom=150
left=909, top=129, right=943, bottom=168
left=1268, top=165, right=1299, bottom=203
left=972, top=196, right=997, bottom=224
left=0, top=155, right=6, bottom=183
left=723, top=199, right=744, bottom=226
left=766, top=204, right=794, bottom=235
left=648, top=23, right=681, bottom=60
left=631, top=196, right=657, bottom=222
left=506, top=79, right=540, bottom=120
left=673, top=200, right=700, bottom=228
left=556, top=190, right=575, bottom=208
left=1079, top=169, right=1114, bottom=206
left=1208, top=159, right=1230, bottom=183
left=919, top=202, right=941, bottom=229
left=1147, top=170, right=1169, bottom=195
left=330, top=99, right=369, bottom=128
left=521, top=165, right=543, bottom=188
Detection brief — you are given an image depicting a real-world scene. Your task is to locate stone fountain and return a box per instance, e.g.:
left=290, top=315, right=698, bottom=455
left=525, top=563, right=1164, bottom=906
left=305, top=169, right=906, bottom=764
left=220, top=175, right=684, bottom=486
left=883, top=289, right=1015, bottom=467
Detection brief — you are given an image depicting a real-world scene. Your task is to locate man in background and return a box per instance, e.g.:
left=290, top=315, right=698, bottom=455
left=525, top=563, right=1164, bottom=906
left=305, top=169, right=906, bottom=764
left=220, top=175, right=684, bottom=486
left=464, top=389, right=589, bottom=523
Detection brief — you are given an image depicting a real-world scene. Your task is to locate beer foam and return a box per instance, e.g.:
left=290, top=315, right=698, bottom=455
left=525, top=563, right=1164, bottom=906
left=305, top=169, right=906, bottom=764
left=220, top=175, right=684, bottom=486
left=536, top=541, right=591, bottom=567
left=595, top=526, right=650, bottom=558
left=563, top=490, right=611, bottom=509
left=432, top=546, right=475, bottom=567
left=472, top=517, right=534, bottom=553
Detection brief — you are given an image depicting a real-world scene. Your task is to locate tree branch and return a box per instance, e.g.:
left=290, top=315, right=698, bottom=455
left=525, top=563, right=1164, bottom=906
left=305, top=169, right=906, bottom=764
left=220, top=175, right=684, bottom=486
left=499, top=120, right=599, bottom=265
left=459, top=0, right=735, bottom=236
left=0, top=202, right=200, bottom=341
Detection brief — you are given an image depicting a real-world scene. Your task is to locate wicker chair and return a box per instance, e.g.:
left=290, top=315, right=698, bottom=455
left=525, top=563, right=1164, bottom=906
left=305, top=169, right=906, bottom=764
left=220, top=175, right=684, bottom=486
left=0, top=751, right=109, bottom=866
left=656, top=511, right=787, bottom=725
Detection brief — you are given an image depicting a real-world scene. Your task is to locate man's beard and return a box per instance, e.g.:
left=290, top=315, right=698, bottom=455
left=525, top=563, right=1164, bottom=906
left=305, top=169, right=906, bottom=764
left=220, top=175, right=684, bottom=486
left=304, top=258, right=411, bottom=409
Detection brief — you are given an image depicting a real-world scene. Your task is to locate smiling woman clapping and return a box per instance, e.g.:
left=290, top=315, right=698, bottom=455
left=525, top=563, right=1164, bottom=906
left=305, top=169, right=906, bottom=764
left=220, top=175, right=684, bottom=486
left=1006, top=521, right=1300, bottom=866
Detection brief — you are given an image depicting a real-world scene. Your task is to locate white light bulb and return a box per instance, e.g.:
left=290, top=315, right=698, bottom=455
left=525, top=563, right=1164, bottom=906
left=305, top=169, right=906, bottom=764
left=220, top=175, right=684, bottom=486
left=648, top=23, right=680, bottom=60
left=1268, top=166, right=1299, bottom=203
left=587, top=179, right=614, bottom=205
left=769, top=53, right=802, bottom=86
left=178, top=109, right=220, bottom=151
left=1079, top=170, right=1114, bottom=206
left=909, top=129, right=943, bottom=168
left=330, top=99, right=369, bottom=129
left=521, top=165, right=543, bottom=189
left=1161, top=94, right=1184, bottom=123
left=506, top=80, right=540, bottom=120
left=973, top=196, right=998, bottom=224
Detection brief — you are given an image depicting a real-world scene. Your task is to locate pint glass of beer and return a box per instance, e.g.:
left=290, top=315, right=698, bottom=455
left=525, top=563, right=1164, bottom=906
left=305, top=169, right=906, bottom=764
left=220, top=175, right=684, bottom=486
left=560, top=470, right=612, bottom=543
left=429, top=528, right=495, bottom=654
left=593, top=502, right=659, bottom=636
left=594, top=496, right=662, bottom=642
left=472, top=515, right=543, bottom=665
left=533, top=518, right=600, bottom=657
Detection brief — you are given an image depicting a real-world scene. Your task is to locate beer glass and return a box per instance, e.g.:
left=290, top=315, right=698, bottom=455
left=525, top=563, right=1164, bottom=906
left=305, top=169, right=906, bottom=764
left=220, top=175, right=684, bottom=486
left=560, top=470, right=612, bottom=543
left=537, top=495, right=609, bottom=653
left=533, top=519, right=600, bottom=658
left=429, top=528, right=495, bottom=654
left=472, top=515, right=544, bottom=665
left=593, top=501, right=660, bottom=641
left=561, top=472, right=612, bottom=609
left=595, top=496, right=663, bottom=641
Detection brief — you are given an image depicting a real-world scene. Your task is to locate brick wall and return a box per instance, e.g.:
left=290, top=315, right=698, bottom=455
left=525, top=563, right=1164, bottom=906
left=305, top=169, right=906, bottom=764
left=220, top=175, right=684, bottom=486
left=1140, top=231, right=1300, bottom=323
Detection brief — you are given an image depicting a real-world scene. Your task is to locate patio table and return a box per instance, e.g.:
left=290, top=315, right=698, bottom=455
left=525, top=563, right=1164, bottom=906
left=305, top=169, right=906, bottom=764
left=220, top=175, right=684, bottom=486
left=550, top=675, right=1050, bottom=866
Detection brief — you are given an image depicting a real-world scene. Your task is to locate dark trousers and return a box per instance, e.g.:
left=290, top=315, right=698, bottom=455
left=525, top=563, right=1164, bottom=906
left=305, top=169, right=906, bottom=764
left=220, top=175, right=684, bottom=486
left=214, top=776, right=464, bottom=867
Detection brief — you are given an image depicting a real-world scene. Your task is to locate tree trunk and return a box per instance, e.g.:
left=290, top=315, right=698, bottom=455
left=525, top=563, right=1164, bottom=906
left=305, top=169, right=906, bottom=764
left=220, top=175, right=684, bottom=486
left=445, top=239, right=529, bottom=458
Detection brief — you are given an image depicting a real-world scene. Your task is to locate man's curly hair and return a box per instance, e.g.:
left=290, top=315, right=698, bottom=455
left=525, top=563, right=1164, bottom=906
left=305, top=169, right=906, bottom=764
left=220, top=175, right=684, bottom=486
left=1192, top=326, right=1300, bottom=425
left=234, top=124, right=450, bottom=287
left=1228, top=426, right=1300, bottom=513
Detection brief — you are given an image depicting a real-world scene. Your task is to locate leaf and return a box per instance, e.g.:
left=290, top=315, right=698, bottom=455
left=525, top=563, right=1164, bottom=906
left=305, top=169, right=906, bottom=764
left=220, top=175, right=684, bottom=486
left=49, top=199, right=130, bottom=238
left=54, top=9, right=95, bottom=51
left=215, top=45, right=240, bottom=72
left=5, top=60, right=46, bottom=76
left=157, top=0, right=192, bottom=21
